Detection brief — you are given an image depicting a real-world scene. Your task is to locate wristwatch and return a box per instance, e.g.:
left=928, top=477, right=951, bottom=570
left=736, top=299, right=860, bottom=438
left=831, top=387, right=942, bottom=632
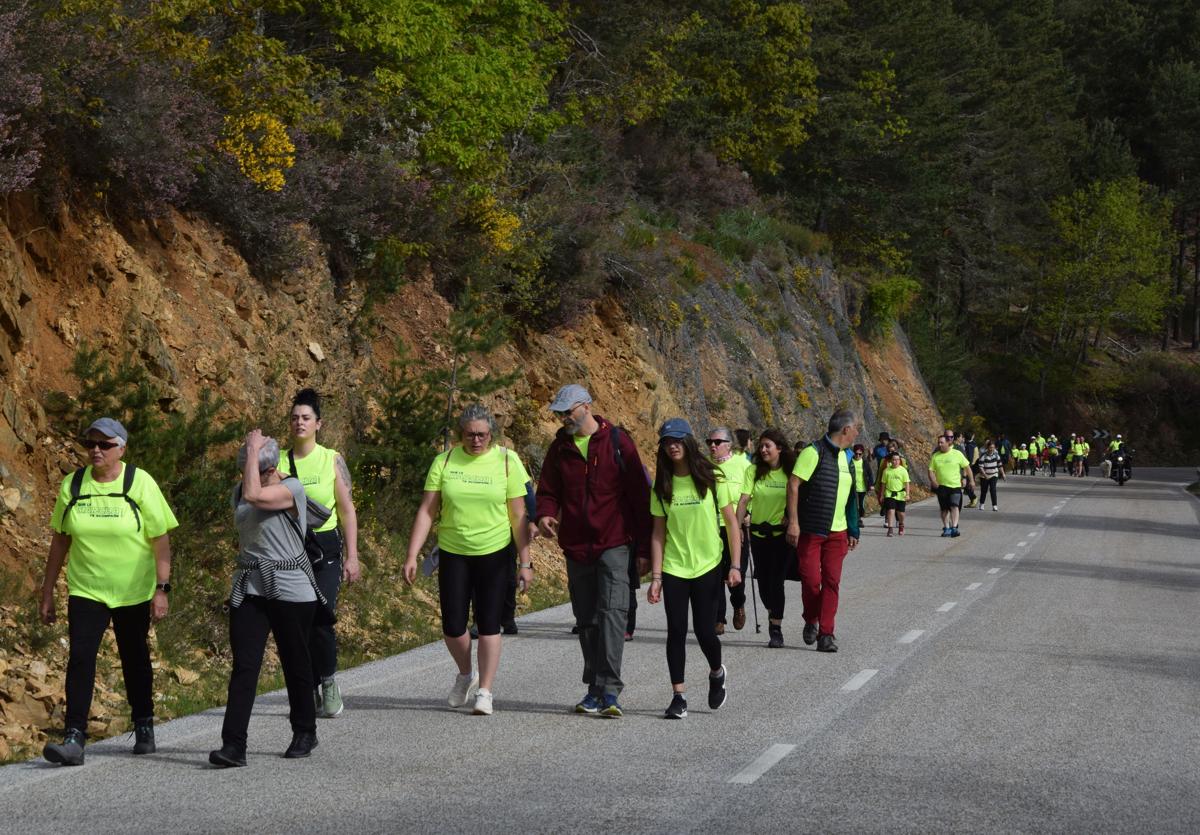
left=155, top=582, right=172, bottom=594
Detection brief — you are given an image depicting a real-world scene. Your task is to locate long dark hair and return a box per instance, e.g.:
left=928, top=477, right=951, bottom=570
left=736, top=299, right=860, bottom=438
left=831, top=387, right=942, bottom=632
left=653, top=435, right=717, bottom=505
left=752, top=428, right=794, bottom=482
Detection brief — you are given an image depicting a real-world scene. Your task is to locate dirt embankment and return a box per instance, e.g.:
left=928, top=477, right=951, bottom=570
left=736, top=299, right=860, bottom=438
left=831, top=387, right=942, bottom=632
left=0, top=197, right=942, bottom=755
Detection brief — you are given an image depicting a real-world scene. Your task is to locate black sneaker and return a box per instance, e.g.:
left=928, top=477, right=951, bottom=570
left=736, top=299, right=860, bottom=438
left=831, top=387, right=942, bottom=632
left=208, top=743, right=247, bottom=768
left=707, top=665, right=727, bottom=710
left=768, top=623, right=783, bottom=648
left=817, top=634, right=838, bottom=653
left=132, top=720, right=155, bottom=755
left=44, top=728, right=85, bottom=766
left=283, top=731, right=318, bottom=759
left=950, top=528, right=961, bottom=538
left=664, top=693, right=688, bottom=719
left=802, top=622, right=819, bottom=645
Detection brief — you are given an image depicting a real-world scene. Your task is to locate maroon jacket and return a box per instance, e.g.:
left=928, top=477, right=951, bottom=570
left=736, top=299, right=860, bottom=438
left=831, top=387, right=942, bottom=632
left=535, top=416, right=652, bottom=564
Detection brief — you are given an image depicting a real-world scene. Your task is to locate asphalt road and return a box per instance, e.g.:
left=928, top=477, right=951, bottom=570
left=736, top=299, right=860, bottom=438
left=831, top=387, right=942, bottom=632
left=3, top=467, right=1198, bottom=833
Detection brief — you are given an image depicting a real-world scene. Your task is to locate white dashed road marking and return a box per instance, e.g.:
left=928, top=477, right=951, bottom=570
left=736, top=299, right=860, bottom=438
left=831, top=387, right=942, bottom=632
left=1017, top=541, right=1028, bottom=547
left=988, top=568, right=1000, bottom=574
left=729, top=743, right=797, bottom=784
left=937, top=602, right=957, bottom=613
left=841, top=670, right=879, bottom=692
left=966, top=582, right=982, bottom=591
left=898, top=630, right=924, bottom=644
left=1004, top=553, right=1016, bottom=560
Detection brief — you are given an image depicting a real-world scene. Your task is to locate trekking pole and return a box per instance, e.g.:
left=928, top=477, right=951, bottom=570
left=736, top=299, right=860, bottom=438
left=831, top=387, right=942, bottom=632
left=745, top=531, right=761, bottom=634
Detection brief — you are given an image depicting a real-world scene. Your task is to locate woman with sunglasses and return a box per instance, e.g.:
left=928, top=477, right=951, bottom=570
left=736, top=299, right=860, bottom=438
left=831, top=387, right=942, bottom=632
left=647, top=419, right=740, bottom=719
left=705, top=427, right=750, bottom=635
left=276, top=388, right=360, bottom=719
left=736, top=429, right=794, bottom=647
left=40, top=418, right=178, bottom=766
left=404, top=404, right=532, bottom=716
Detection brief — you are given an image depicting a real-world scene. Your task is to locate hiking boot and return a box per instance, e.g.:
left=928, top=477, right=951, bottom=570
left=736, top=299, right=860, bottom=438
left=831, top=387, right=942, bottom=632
left=208, top=743, right=246, bottom=768
left=941, top=528, right=951, bottom=537
left=132, top=720, right=156, bottom=755
left=600, top=694, right=624, bottom=718
left=283, top=731, right=317, bottom=758
left=664, top=693, right=688, bottom=719
left=320, top=677, right=343, bottom=718
left=501, top=621, right=519, bottom=635
left=802, top=622, right=819, bottom=646
left=817, top=634, right=838, bottom=653
left=732, top=607, right=746, bottom=630
left=768, top=623, right=784, bottom=648
left=715, top=621, right=725, bottom=636
left=575, top=693, right=601, bottom=715
left=708, top=665, right=728, bottom=710
left=44, top=728, right=85, bottom=766
left=967, top=499, right=978, bottom=508
left=472, top=688, right=494, bottom=716
left=448, top=670, right=479, bottom=707
left=950, top=528, right=961, bottom=538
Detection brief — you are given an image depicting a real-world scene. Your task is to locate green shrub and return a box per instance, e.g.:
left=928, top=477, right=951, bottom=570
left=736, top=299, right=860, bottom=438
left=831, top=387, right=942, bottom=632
left=862, top=274, right=921, bottom=338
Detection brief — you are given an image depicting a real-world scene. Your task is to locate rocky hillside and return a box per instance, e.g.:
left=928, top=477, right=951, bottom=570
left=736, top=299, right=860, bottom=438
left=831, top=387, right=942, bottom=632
left=0, top=195, right=942, bottom=757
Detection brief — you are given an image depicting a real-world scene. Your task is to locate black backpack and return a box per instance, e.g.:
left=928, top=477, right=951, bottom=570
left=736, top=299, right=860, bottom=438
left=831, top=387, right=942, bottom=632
left=61, top=464, right=141, bottom=531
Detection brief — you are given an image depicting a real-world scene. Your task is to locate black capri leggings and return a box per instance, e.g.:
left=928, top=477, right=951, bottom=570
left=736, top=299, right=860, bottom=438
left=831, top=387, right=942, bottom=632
left=979, top=476, right=999, bottom=507
left=662, top=564, right=723, bottom=686
left=439, top=545, right=513, bottom=637
left=751, top=532, right=788, bottom=621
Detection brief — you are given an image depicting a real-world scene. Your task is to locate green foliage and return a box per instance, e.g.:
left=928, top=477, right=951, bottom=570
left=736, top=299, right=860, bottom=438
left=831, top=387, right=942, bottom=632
left=862, top=274, right=921, bottom=338
left=748, top=378, right=774, bottom=425
left=695, top=208, right=817, bottom=262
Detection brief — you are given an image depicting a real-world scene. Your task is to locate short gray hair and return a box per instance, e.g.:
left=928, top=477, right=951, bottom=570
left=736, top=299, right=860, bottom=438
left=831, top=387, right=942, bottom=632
left=707, top=426, right=734, bottom=442
left=458, top=403, right=499, bottom=439
left=238, top=437, right=280, bottom=472
left=827, top=409, right=858, bottom=436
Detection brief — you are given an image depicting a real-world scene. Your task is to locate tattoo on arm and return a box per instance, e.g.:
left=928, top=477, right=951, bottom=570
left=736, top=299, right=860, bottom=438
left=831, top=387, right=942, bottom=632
left=335, top=455, right=352, bottom=490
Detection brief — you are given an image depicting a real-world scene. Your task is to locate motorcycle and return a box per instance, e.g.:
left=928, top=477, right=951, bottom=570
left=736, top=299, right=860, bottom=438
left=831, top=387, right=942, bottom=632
left=1108, top=448, right=1132, bottom=486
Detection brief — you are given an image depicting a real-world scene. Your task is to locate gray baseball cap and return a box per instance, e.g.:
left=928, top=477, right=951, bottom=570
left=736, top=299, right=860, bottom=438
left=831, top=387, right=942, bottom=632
left=85, top=417, right=128, bottom=445
left=658, top=418, right=693, bottom=440
left=549, top=384, right=592, bottom=413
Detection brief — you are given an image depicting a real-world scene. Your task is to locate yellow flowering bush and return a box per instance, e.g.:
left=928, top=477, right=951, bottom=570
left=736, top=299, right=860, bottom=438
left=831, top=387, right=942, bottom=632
left=216, top=112, right=295, bottom=192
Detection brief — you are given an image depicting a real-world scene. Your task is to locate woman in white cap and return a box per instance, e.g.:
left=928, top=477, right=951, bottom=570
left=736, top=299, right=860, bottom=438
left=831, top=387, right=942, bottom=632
left=647, top=418, right=740, bottom=719
left=40, top=418, right=178, bottom=766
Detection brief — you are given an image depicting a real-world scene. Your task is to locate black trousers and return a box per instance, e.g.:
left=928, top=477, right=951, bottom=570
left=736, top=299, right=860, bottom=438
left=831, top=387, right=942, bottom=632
left=309, top=529, right=342, bottom=683
left=751, top=533, right=789, bottom=621
left=979, top=476, right=999, bottom=507
left=715, top=531, right=748, bottom=624
left=222, top=595, right=316, bottom=749
left=65, top=596, right=154, bottom=733
left=662, top=565, right=722, bottom=686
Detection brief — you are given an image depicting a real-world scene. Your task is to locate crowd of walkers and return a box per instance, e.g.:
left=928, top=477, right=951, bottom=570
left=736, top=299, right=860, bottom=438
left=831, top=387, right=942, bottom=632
left=36, top=385, right=1123, bottom=767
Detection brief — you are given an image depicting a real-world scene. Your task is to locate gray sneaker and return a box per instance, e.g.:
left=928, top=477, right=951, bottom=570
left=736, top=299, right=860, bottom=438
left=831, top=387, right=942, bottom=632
left=44, top=729, right=86, bottom=766
left=320, top=677, right=344, bottom=718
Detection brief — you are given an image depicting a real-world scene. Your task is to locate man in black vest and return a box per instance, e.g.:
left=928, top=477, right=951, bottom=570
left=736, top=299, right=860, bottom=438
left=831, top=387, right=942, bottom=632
left=785, top=409, right=862, bottom=653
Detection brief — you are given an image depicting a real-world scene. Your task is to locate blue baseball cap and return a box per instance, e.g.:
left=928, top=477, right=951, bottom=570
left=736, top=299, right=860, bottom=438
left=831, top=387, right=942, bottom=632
left=549, top=384, right=592, bottom=413
left=658, top=418, right=693, bottom=440
left=85, top=417, right=128, bottom=445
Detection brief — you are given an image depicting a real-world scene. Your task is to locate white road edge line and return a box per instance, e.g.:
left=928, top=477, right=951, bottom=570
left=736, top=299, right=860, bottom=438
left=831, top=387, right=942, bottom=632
left=988, top=567, right=1000, bottom=574
left=966, top=582, right=982, bottom=591
left=937, top=602, right=957, bottom=612
left=729, top=743, right=797, bottom=784
left=898, top=629, right=924, bottom=644
left=841, top=669, right=879, bottom=692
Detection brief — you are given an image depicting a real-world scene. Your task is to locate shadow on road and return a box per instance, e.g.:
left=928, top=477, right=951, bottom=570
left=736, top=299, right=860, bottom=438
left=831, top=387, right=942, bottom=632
left=1006, top=558, right=1200, bottom=592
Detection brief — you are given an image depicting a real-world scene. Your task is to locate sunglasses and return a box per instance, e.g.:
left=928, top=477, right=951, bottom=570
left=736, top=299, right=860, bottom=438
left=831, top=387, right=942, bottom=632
left=463, top=431, right=490, bottom=441
left=81, top=439, right=121, bottom=450
left=705, top=439, right=730, bottom=446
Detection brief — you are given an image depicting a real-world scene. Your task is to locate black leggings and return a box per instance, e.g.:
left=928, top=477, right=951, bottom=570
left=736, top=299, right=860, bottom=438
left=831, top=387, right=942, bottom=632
left=979, top=476, right=999, bottom=507
left=309, top=528, right=342, bottom=682
left=662, top=565, right=722, bottom=686
left=65, top=596, right=153, bottom=733
left=751, top=533, right=788, bottom=621
left=439, top=545, right=512, bottom=637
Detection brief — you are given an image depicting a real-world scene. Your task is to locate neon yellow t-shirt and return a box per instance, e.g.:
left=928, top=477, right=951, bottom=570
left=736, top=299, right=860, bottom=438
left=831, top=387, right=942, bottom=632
left=929, top=448, right=970, bottom=488
left=1072, top=443, right=1086, bottom=458
left=741, top=465, right=787, bottom=534
left=792, top=444, right=851, bottom=533
left=50, top=463, right=179, bottom=608
left=880, top=465, right=911, bottom=500
left=424, top=445, right=529, bottom=556
left=278, top=443, right=339, bottom=532
left=651, top=475, right=736, bottom=579
left=573, top=434, right=590, bottom=459
left=714, top=456, right=751, bottom=528
left=852, top=457, right=866, bottom=491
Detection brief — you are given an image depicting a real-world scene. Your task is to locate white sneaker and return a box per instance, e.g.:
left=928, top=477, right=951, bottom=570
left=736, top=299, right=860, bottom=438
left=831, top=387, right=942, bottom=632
left=992, top=505, right=999, bottom=512
left=448, top=671, right=478, bottom=707
left=472, top=688, right=494, bottom=716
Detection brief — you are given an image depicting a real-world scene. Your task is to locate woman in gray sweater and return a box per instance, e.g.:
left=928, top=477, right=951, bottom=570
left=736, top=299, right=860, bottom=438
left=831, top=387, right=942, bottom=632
left=210, top=430, right=327, bottom=767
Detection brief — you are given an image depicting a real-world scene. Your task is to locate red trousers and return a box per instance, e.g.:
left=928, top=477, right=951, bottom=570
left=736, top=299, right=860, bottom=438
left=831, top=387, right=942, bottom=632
left=797, top=530, right=850, bottom=636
